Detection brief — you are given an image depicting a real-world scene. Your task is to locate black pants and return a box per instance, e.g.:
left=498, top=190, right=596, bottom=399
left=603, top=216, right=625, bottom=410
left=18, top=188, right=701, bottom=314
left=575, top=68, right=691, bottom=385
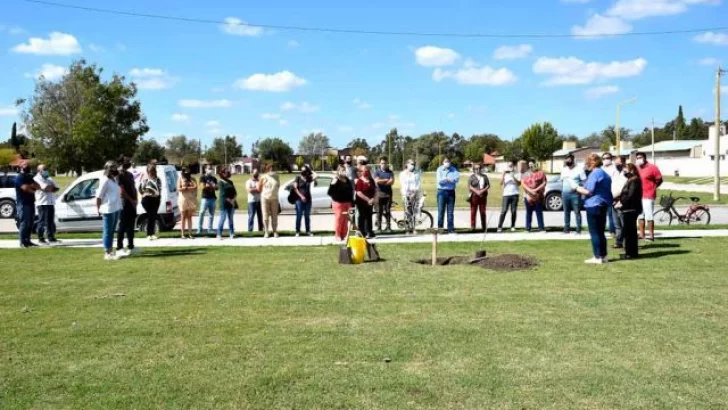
left=37, top=205, right=56, bottom=241
left=498, top=195, right=518, bottom=229
left=117, top=206, right=137, bottom=250
left=356, top=202, right=374, bottom=237
left=142, top=196, right=160, bottom=236
left=622, top=211, right=639, bottom=258
left=377, top=195, right=392, bottom=230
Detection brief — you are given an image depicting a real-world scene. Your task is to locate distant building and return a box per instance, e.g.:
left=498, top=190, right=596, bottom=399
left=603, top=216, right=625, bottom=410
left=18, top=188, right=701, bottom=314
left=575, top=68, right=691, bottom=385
left=548, top=141, right=602, bottom=174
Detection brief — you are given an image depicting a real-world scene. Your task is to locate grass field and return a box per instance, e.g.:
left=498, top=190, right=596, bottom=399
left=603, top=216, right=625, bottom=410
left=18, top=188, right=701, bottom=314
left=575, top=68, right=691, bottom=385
left=2, top=239, right=727, bottom=409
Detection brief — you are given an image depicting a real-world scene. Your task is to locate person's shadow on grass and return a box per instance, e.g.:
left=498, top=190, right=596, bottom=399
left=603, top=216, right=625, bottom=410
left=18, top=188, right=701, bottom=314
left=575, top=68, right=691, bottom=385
left=632, top=250, right=691, bottom=260
left=139, top=248, right=207, bottom=258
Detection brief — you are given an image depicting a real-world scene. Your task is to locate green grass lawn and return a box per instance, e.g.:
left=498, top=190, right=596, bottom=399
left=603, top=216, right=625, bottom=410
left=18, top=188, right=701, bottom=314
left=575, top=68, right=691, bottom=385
left=2, top=239, right=728, bottom=409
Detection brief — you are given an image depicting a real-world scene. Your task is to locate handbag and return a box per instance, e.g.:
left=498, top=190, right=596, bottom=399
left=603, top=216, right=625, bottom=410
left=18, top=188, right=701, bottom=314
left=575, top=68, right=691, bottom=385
left=287, top=188, right=298, bottom=205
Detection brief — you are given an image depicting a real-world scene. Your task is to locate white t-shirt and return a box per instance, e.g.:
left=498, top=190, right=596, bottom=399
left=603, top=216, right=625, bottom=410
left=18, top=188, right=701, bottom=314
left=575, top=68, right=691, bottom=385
left=96, top=176, right=122, bottom=215
left=399, top=170, right=421, bottom=197
left=247, top=178, right=261, bottom=203
left=502, top=172, right=519, bottom=197
left=560, top=166, right=586, bottom=194
left=34, top=174, right=59, bottom=206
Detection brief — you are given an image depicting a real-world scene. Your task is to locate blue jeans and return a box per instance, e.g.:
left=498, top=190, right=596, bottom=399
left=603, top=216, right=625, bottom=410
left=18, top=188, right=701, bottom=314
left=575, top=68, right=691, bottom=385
left=17, top=203, right=35, bottom=246
left=248, top=201, right=263, bottom=232
left=437, top=189, right=456, bottom=232
left=102, top=211, right=120, bottom=253
left=217, top=207, right=235, bottom=236
left=524, top=198, right=545, bottom=232
left=197, top=198, right=216, bottom=233
left=562, top=192, right=582, bottom=233
left=586, top=205, right=608, bottom=259
left=607, top=205, right=616, bottom=234
left=295, top=199, right=312, bottom=233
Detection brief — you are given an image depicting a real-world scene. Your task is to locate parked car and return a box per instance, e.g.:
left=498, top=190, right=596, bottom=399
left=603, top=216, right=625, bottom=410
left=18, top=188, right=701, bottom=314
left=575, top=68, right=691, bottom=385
left=544, top=176, right=564, bottom=212
left=0, top=172, right=19, bottom=219
left=278, top=173, right=336, bottom=212
left=17, top=165, right=181, bottom=233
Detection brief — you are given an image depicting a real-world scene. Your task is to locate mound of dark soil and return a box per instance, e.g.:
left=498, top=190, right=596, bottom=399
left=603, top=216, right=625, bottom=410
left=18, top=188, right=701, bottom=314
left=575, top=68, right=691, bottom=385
left=413, top=253, right=537, bottom=272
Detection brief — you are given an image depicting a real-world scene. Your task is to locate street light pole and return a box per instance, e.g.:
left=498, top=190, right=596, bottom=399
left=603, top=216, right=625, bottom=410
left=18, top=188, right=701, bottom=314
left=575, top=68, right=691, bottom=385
left=715, top=67, right=724, bottom=201
left=651, top=118, right=656, bottom=164
left=616, top=97, right=637, bottom=154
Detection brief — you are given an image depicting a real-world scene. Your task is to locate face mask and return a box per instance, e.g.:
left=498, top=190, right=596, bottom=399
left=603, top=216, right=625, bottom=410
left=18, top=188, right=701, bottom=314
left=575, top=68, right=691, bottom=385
left=183, top=172, right=191, bottom=178
left=253, top=173, right=259, bottom=179
left=22, top=166, right=31, bottom=174
left=603, top=159, right=612, bottom=166
left=406, top=164, right=414, bottom=171
left=565, top=161, right=573, bottom=167
left=111, top=170, right=120, bottom=177
left=122, top=163, right=132, bottom=170
left=443, top=162, right=450, bottom=168
left=616, top=164, right=624, bottom=172
left=206, top=169, right=213, bottom=176
left=346, top=160, right=352, bottom=165
left=529, top=164, right=535, bottom=170
left=41, top=170, right=50, bottom=178
left=636, top=158, right=645, bottom=166
left=624, top=172, right=632, bottom=179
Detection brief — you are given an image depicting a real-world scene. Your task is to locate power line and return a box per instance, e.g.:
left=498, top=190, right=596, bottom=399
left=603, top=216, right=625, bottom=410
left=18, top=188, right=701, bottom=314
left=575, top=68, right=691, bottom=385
left=21, top=0, right=728, bottom=39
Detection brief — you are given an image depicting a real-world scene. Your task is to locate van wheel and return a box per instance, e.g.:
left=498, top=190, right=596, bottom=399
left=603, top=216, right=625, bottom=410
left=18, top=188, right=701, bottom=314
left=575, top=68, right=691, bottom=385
left=0, top=200, right=16, bottom=219
left=545, top=192, right=563, bottom=212
left=136, top=216, right=161, bottom=234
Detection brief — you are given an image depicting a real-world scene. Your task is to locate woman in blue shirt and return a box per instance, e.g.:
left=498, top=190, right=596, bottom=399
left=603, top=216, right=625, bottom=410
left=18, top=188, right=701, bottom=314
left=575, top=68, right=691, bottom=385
left=576, top=153, right=613, bottom=264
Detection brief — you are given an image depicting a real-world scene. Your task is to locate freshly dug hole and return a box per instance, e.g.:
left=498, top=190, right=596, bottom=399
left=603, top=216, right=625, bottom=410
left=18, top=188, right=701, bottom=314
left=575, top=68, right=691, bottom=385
left=413, top=254, right=537, bottom=272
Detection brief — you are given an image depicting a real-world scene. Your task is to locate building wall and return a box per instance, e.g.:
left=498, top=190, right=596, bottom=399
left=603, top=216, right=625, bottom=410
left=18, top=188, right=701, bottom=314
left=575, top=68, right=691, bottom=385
left=652, top=157, right=728, bottom=177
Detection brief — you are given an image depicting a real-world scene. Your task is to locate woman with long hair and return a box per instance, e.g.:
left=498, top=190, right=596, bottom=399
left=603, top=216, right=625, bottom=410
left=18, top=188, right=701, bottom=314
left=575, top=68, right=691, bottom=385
left=576, top=153, right=614, bottom=264
left=95, top=160, right=123, bottom=260
left=328, top=165, right=354, bottom=242
left=355, top=168, right=377, bottom=239
left=259, top=163, right=280, bottom=238
left=177, top=166, right=198, bottom=239
left=615, top=163, right=643, bottom=259
left=139, top=164, right=161, bottom=240
left=293, top=165, right=317, bottom=237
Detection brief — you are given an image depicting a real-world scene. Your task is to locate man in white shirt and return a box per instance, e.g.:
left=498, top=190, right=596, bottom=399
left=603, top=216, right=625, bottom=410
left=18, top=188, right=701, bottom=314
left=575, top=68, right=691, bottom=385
left=399, top=159, right=422, bottom=233
left=601, top=152, right=620, bottom=237
left=560, top=154, right=586, bottom=234
left=33, top=164, right=60, bottom=244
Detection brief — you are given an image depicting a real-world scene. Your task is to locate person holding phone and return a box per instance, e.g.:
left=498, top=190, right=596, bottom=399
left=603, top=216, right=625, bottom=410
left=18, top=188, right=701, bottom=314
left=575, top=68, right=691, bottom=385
left=197, top=164, right=218, bottom=236
left=177, top=167, right=198, bottom=239
left=497, top=161, right=519, bottom=232
left=216, top=168, right=237, bottom=239
left=576, top=153, right=613, bottom=264
left=96, top=161, right=123, bottom=260
left=436, top=157, right=460, bottom=234
left=293, top=165, right=317, bottom=237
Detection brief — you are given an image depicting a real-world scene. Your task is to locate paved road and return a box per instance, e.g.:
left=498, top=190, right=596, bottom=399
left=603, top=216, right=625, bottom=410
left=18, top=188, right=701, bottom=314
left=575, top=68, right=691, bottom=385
left=2, top=206, right=726, bottom=234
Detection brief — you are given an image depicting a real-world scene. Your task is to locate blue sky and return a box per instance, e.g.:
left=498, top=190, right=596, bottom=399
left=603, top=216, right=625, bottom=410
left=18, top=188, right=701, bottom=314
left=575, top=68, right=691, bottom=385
left=1, top=0, right=726, bottom=153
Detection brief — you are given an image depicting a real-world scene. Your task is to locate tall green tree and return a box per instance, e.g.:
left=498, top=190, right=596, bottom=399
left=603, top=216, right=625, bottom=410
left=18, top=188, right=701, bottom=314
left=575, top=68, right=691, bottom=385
left=165, top=135, right=200, bottom=166
left=9, top=122, right=27, bottom=154
left=327, top=153, right=339, bottom=170
left=686, top=118, right=707, bottom=140
left=295, top=155, right=305, bottom=170
left=134, top=139, right=166, bottom=165
left=205, top=135, right=242, bottom=165
left=676, top=105, right=686, bottom=140
left=0, top=148, right=16, bottom=169
left=464, top=134, right=502, bottom=163
left=298, top=132, right=330, bottom=155
left=520, top=122, right=561, bottom=162
left=18, top=60, right=149, bottom=176
left=256, top=137, right=294, bottom=171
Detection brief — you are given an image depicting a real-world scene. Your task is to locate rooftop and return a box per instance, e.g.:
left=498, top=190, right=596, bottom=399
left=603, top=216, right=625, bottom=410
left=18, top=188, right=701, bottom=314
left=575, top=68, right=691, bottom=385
left=636, top=140, right=706, bottom=153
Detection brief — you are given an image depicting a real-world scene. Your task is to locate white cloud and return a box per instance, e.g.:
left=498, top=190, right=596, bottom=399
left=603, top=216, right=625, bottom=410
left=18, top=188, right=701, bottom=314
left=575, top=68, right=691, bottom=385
left=178, top=99, right=233, bottom=108
left=220, top=17, right=263, bottom=36
left=261, top=113, right=281, bottom=120
left=207, top=128, right=222, bottom=135
left=571, top=14, right=633, bottom=38
left=26, top=63, right=67, bottom=81
left=279, top=119, right=289, bottom=126
left=205, top=120, right=221, bottom=127
left=447, top=113, right=456, bottom=119
left=694, top=32, right=728, bottom=46
left=607, top=0, right=719, bottom=21
left=0, top=106, right=19, bottom=117
left=353, top=98, right=371, bottom=109
left=338, top=126, right=354, bottom=132
left=414, top=46, right=461, bottom=67
left=562, top=0, right=593, bottom=3
left=129, top=68, right=178, bottom=90
left=698, top=57, right=721, bottom=65
left=280, top=101, right=319, bottom=113
left=493, top=44, right=533, bottom=60
left=585, top=85, right=621, bottom=99
left=288, top=40, right=299, bottom=47
left=88, top=43, right=104, bottom=52
left=388, top=114, right=400, bottom=121
left=12, top=32, right=81, bottom=55
left=234, top=70, right=307, bottom=92
left=533, top=56, right=647, bottom=86
left=0, top=26, right=26, bottom=35
left=433, top=64, right=517, bottom=86
left=171, top=113, right=190, bottom=122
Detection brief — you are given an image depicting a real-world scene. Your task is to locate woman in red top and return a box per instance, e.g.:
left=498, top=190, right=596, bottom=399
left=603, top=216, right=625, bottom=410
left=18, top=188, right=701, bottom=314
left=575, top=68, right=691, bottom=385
left=355, top=168, right=377, bottom=239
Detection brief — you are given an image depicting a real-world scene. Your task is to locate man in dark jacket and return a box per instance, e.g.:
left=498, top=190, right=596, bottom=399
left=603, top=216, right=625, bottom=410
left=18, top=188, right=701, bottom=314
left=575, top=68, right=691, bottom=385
left=116, top=155, right=138, bottom=256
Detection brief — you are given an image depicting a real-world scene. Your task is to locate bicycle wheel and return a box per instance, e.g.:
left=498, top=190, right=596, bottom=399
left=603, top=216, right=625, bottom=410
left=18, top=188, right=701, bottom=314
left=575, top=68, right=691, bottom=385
left=687, top=208, right=711, bottom=225
left=416, top=210, right=434, bottom=230
left=653, top=209, right=673, bottom=226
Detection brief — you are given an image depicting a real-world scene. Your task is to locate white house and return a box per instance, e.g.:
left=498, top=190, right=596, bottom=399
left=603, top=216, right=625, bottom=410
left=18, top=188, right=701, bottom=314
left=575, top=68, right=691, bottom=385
left=637, top=125, right=728, bottom=177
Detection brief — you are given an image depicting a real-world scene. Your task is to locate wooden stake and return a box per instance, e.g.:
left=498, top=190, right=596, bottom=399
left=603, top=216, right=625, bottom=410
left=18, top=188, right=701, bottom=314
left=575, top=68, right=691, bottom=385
left=431, top=228, right=438, bottom=266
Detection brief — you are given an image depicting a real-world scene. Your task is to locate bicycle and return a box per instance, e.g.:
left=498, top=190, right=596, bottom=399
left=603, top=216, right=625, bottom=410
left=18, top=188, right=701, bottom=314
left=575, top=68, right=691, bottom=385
left=653, top=192, right=711, bottom=226
left=373, top=195, right=434, bottom=232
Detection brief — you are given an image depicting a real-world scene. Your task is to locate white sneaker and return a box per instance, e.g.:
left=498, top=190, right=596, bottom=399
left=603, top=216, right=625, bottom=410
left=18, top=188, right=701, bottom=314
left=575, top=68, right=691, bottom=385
left=307, top=232, right=314, bottom=237
left=274, top=233, right=279, bottom=238
left=105, top=253, right=120, bottom=261
left=217, top=235, right=223, bottom=240
left=151, top=235, right=159, bottom=241
left=229, top=235, right=235, bottom=239
left=116, top=249, right=130, bottom=258
left=295, top=233, right=300, bottom=237
left=264, top=233, right=269, bottom=238
left=584, top=257, right=600, bottom=264
left=510, top=228, right=516, bottom=232
left=146, top=236, right=153, bottom=240
left=497, top=228, right=503, bottom=233
left=127, top=248, right=139, bottom=256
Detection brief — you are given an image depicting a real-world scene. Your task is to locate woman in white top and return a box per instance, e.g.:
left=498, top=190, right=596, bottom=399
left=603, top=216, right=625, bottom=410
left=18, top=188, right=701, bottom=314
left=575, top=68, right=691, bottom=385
left=399, top=159, right=423, bottom=234
left=497, top=161, right=520, bottom=232
left=96, top=160, right=123, bottom=260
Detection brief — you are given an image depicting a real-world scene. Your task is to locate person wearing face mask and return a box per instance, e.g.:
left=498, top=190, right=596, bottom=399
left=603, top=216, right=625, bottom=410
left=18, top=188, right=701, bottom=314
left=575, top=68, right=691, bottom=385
left=197, top=165, right=218, bottom=236
left=139, top=164, right=161, bottom=240
left=328, top=165, right=355, bottom=241
left=560, top=155, right=585, bottom=235
left=259, top=163, right=281, bottom=238
left=246, top=168, right=264, bottom=233
left=436, top=157, right=460, bottom=234
left=467, top=164, right=490, bottom=232
left=115, top=156, right=138, bottom=256
left=601, top=153, right=620, bottom=238
left=374, top=156, right=395, bottom=233
left=33, top=164, right=61, bottom=245
left=355, top=168, right=377, bottom=239
left=15, top=161, right=41, bottom=248
left=497, top=161, right=520, bottom=233
left=217, top=168, right=238, bottom=239
left=344, top=155, right=357, bottom=193
left=400, top=159, right=422, bottom=234
left=610, top=156, right=628, bottom=249
left=635, top=152, right=663, bottom=242
left=521, top=160, right=546, bottom=233
left=614, top=163, right=643, bottom=259
left=576, top=154, right=613, bottom=264
left=177, top=166, right=198, bottom=239
left=293, top=165, right=317, bottom=237
left=96, top=161, right=123, bottom=260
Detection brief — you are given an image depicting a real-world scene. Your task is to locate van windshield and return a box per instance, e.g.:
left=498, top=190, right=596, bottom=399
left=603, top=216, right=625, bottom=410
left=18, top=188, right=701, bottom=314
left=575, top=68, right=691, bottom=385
left=166, top=169, right=178, bottom=193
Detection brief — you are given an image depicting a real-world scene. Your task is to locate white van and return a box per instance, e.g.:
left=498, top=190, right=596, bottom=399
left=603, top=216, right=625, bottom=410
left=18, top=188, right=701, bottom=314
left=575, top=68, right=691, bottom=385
left=50, top=165, right=180, bottom=232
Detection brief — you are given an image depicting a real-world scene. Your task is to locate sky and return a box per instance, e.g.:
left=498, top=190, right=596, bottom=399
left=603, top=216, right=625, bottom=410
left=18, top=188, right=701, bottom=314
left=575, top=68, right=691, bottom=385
left=1, top=0, right=727, bottom=153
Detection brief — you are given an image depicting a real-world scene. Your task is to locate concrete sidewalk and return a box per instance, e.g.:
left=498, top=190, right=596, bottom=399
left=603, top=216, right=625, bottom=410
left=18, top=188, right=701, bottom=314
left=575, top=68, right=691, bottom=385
left=1, top=229, right=726, bottom=249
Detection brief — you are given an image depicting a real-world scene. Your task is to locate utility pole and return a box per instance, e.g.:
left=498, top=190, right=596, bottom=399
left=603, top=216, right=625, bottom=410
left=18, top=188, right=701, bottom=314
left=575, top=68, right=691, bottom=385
left=715, top=67, right=724, bottom=201
left=651, top=118, right=656, bottom=164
